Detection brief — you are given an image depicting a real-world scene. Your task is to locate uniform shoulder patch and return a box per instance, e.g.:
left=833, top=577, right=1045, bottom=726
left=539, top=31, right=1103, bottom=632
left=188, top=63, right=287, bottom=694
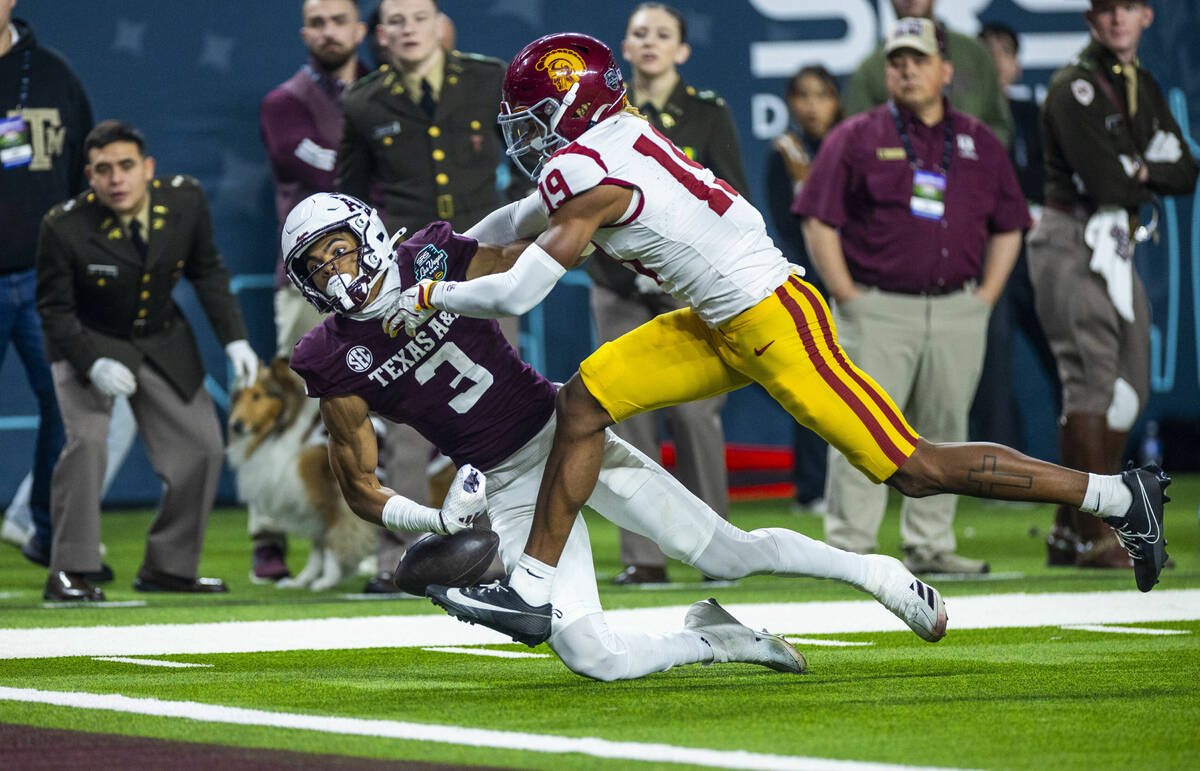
left=46, top=191, right=91, bottom=219
left=692, top=88, right=726, bottom=107
left=1071, top=78, right=1095, bottom=106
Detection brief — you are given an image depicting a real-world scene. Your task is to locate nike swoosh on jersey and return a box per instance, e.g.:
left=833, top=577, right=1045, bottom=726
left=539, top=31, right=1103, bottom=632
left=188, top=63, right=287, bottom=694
left=754, top=341, right=775, bottom=356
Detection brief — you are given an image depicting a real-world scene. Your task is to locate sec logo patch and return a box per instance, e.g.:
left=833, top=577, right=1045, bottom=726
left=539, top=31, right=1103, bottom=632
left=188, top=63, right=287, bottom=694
left=346, top=345, right=373, bottom=372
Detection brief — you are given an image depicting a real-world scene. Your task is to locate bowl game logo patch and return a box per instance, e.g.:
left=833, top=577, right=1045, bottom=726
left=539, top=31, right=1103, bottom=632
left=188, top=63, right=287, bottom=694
left=414, top=243, right=448, bottom=281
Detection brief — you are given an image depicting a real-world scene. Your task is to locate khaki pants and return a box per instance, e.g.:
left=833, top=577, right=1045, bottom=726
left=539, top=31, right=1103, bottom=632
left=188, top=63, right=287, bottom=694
left=823, top=287, right=991, bottom=555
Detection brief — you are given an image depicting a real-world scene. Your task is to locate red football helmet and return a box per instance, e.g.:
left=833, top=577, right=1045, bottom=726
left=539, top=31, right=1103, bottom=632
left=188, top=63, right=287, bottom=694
left=499, top=32, right=627, bottom=179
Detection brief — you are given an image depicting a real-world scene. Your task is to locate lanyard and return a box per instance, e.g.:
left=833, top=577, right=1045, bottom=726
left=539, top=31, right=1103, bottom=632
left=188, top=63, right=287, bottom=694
left=888, top=99, right=954, bottom=175
left=12, top=48, right=31, bottom=110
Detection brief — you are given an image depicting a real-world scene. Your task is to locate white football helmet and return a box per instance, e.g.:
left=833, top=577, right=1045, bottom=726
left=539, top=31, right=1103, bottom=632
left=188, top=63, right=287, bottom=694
left=282, top=192, right=403, bottom=314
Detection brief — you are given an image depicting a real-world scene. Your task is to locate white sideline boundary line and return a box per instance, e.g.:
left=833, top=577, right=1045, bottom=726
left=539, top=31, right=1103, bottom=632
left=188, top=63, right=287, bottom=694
left=422, top=646, right=551, bottom=659
left=91, top=657, right=214, bottom=668
left=0, top=686, right=972, bottom=771
left=1061, top=624, right=1191, bottom=636
left=1, top=589, right=1197, bottom=660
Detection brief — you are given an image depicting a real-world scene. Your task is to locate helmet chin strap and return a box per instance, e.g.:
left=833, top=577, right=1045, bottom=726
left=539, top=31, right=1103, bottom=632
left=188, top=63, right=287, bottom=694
left=548, top=82, right=579, bottom=136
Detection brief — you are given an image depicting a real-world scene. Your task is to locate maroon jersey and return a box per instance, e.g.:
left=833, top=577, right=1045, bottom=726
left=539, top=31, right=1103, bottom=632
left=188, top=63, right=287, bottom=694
left=291, top=222, right=557, bottom=471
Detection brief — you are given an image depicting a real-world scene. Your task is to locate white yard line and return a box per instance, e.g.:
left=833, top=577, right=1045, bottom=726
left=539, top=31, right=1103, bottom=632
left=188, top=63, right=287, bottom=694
left=1060, top=624, right=1192, bottom=636
left=0, top=589, right=1197, bottom=660
left=0, top=686, right=975, bottom=771
left=421, top=646, right=551, bottom=659
left=92, top=656, right=214, bottom=668
left=39, top=600, right=147, bottom=609
left=785, top=638, right=875, bottom=647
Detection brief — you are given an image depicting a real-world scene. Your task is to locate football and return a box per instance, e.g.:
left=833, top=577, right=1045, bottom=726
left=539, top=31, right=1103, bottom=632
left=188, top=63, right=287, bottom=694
left=392, top=527, right=501, bottom=596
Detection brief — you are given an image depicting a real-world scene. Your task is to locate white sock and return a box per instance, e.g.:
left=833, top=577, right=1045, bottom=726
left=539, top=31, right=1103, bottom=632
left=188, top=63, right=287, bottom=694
left=508, top=553, right=555, bottom=606
left=1080, top=473, right=1132, bottom=519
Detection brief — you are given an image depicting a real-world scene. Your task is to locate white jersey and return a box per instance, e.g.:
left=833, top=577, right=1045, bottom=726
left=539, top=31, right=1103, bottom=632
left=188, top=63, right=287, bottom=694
left=537, top=112, right=790, bottom=327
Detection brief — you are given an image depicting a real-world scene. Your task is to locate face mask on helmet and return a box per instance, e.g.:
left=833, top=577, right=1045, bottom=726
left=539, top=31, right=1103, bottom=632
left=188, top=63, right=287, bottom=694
left=281, top=193, right=404, bottom=314
left=499, top=33, right=628, bottom=181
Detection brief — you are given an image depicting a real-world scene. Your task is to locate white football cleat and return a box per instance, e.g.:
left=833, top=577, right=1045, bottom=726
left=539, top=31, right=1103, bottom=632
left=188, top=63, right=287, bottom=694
left=684, top=598, right=807, bottom=674
left=863, top=554, right=947, bottom=642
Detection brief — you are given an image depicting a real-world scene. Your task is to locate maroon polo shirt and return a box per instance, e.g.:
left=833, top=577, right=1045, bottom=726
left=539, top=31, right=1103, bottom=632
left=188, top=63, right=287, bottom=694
left=792, top=100, right=1028, bottom=294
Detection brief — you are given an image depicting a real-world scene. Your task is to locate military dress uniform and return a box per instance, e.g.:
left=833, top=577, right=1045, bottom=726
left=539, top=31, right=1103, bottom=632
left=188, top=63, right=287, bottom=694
left=36, top=175, right=248, bottom=582
left=1027, top=38, right=1196, bottom=566
left=336, top=51, right=508, bottom=237
left=586, top=80, right=748, bottom=580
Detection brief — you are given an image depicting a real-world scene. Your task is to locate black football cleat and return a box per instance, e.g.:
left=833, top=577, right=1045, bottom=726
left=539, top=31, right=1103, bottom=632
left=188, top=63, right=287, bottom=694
left=427, top=579, right=553, bottom=647
left=1105, top=464, right=1170, bottom=592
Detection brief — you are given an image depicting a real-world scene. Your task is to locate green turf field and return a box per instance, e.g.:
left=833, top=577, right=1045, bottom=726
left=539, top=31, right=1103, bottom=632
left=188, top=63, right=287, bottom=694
left=2, top=477, right=1198, bottom=770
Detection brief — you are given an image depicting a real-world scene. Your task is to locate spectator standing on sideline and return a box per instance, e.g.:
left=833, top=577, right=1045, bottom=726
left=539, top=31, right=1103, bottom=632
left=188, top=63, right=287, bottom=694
left=36, top=121, right=258, bottom=601
left=337, top=0, right=513, bottom=591
left=968, top=23, right=1059, bottom=456
left=845, top=0, right=1011, bottom=148
left=1027, top=0, right=1196, bottom=569
left=257, top=0, right=367, bottom=583
left=795, top=18, right=1029, bottom=575
left=0, top=0, right=87, bottom=565
left=766, top=65, right=842, bottom=516
left=586, top=2, right=743, bottom=585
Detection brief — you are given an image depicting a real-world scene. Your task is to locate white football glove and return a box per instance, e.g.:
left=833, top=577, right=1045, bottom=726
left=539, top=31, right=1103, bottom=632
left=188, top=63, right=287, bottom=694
left=88, top=357, right=137, bottom=398
left=382, top=279, right=439, bottom=338
left=436, top=463, right=486, bottom=535
left=224, top=339, right=259, bottom=387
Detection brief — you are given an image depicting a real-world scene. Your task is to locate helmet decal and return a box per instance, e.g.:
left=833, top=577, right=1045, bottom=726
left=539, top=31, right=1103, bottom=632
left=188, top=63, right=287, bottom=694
left=536, top=48, right=587, bottom=92
left=603, top=66, right=621, bottom=92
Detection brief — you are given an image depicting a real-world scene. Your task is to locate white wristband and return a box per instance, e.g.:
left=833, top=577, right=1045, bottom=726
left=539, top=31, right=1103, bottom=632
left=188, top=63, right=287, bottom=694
left=381, top=495, right=444, bottom=533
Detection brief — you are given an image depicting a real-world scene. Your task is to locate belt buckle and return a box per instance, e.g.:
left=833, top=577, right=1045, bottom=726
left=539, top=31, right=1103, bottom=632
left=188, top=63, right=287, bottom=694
left=131, top=318, right=149, bottom=338
left=436, top=193, right=454, bottom=220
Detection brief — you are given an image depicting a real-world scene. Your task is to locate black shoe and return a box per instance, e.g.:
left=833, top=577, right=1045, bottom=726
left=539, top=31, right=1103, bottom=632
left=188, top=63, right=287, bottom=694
left=1106, top=464, right=1170, bottom=592
left=427, top=579, right=553, bottom=647
left=363, top=572, right=405, bottom=594
left=44, top=570, right=105, bottom=602
left=134, top=568, right=228, bottom=593
left=612, top=565, right=668, bottom=586
left=23, top=538, right=112, bottom=582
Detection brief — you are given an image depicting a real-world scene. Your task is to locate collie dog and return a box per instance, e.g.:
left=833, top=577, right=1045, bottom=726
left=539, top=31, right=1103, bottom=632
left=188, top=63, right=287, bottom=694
left=226, top=358, right=376, bottom=591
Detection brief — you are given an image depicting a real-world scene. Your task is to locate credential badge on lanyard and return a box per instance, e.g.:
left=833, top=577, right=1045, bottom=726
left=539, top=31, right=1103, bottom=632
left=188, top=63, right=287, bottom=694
left=911, top=169, right=946, bottom=220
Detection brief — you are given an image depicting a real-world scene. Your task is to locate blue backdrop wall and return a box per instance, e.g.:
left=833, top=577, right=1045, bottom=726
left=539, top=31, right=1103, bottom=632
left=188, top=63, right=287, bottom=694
left=4, top=1, right=1198, bottom=505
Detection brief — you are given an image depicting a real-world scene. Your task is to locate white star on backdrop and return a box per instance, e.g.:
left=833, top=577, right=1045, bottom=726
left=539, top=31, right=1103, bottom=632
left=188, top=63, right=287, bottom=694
left=198, top=33, right=234, bottom=72
left=488, top=0, right=542, bottom=29
left=112, top=19, right=146, bottom=55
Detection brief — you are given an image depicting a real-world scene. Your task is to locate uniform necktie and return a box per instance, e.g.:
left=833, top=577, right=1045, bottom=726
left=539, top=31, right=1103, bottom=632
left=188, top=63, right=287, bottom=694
left=420, top=79, right=436, bottom=117
left=128, top=219, right=148, bottom=258
left=1123, top=63, right=1138, bottom=118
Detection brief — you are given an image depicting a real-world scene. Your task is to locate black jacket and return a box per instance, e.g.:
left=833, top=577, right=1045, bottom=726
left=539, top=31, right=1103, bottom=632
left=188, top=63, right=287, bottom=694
left=36, top=176, right=248, bottom=400
left=336, top=52, right=509, bottom=236
left=1042, top=39, right=1197, bottom=211
left=0, top=18, right=93, bottom=274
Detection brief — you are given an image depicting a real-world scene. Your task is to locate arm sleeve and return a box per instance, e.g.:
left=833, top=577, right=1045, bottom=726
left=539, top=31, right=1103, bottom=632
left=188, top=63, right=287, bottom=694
left=1142, top=80, right=1199, bottom=197
left=184, top=191, right=249, bottom=344
left=1044, top=79, right=1152, bottom=208
left=462, top=191, right=548, bottom=244
left=35, top=218, right=97, bottom=378
left=982, top=129, right=1031, bottom=233
left=791, top=123, right=853, bottom=228
left=431, top=242, right=566, bottom=318
left=334, top=111, right=372, bottom=202
left=704, top=103, right=751, bottom=198
left=260, top=91, right=337, bottom=190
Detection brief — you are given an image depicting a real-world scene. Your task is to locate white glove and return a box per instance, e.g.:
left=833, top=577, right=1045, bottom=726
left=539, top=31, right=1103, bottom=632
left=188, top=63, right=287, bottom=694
left=1145, top=130, right=1183, bottom=164
left=88, top=358, right=137, bottom=398
left=224, top=340, right=259, bottom=387
left=436, top=463, right=486, bottom=535
left=382, top=279, right=439, bottom=338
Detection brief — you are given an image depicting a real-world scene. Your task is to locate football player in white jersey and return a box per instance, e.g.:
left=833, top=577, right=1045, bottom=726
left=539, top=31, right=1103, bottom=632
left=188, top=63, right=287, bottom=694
left=384, top=33, right=1171, bottom=646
